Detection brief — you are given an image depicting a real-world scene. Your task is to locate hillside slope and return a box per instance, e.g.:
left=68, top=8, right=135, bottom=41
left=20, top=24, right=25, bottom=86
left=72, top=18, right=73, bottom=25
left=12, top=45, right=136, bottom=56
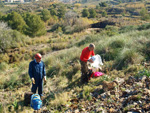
left=1, top=28, right=150, bottom=112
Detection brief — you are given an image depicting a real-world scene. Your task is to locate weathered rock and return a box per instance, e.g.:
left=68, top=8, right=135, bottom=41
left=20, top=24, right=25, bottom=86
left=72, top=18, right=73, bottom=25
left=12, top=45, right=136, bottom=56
left=145, top=77, right=150, bottom=89
left=143, top=103, right=150, bottom=111
left=127, top=111, right=139, bottom=113
left=92, top=88, right=104, bottom=98
left=102, top=81, right=118, bottom=92
left=114, top=77, right=125, bottom=86
left=140, top=76, right=147, bottom=82
left=74, top=109, right=79, bottom=113
left=109, top=107, right=116, bottom=113
left=70, top=98, right=79, bottom=103
left=24, top=92, right=33, bottom=106
left=126, top=76, right=136, bottom=85
left=143, top=88, right=150, bottom=95
left=70, top=104, right=78, bottom=110
left=135, top=82, right=143, bottom=87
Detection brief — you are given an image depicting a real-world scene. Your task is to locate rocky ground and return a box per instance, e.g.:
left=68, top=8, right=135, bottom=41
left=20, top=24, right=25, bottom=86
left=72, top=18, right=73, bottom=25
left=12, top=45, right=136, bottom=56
left=41, top=74, right=150, bottom=113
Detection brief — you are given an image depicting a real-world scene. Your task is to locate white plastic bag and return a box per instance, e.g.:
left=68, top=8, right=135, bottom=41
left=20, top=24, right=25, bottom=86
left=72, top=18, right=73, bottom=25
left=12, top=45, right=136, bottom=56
left=89, top=54, right=103, bottom=69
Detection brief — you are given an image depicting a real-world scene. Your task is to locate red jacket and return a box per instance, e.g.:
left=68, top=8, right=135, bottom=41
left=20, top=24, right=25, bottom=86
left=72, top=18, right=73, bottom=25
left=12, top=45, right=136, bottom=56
left=80, top=47, right=95, bottom=62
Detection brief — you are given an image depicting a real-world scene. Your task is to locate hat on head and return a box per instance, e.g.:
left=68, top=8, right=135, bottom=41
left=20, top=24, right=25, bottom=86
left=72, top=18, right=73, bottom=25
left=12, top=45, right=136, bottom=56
left=35, top=53, right=42, bottom=59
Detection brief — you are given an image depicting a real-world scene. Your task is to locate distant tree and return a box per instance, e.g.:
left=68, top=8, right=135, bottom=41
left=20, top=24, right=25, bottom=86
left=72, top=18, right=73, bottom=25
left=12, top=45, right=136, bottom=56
left=89, top=8, right=96, bottom=18
left=24, top=13, right=46, bottom=37
left=82, top=8, right=89, bottom=17
left=41, top=9, right=51, bottom=22
left=57, top=6, right=66, bottom=18
left=50, top=9, right=57, bottom=16
left=0, top=22, right=11, bottom=53
left=140, top=8, right=148, bottom=17
left=140, top=8, right=150, bottom=20
left=102, top=10, right=107, bottom=17
left=99, top=2, right=108, bottom=7
left=64, top=11, right=78, bottom=26
left=5, top=12, right=26, bottom=33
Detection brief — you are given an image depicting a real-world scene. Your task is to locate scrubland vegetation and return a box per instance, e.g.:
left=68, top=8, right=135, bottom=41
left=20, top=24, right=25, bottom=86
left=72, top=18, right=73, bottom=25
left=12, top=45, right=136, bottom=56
left=1, top=0, right=150, bottom=112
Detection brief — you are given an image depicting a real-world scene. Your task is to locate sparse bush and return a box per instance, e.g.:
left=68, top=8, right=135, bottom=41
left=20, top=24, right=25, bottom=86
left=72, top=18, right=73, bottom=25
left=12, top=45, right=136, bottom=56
left=24, top=54, right=31, bottom=60
left=119, top=25, right=138, bottom=33
left=102, top=10, right=107, bottom=17
left=89, top=8, right=97, bottom=18
left=51, top=43, right=67, bottom=50
left=81, top=86, right=94, bottom=100
left=0, top=22, right=28, bottom=53
left=50, top=9, right=57, bottom=16
left=5, top=11, right=27, bottom=33
left=0, top=53, right=9, bottom=63
left=48, top=16, right=58, bottom=25
left=41, top=9, right=51, bottom=22
left=109, top=39, right=125, bottom=49
left=12, top=100, right=19, bottom=111
left=50, top=92, right=69, bottom=109
left=24, top=13, right=46, bottom=37
left=57, top=6, right=66, bottom=18
left=19, top=48, right=26, bottom=54
left=51, top=23, right=62, bottom=32
left=102, top=25, right=119, bottom=36
left=138, top=23, right=150, bottom=30
left=82, top=9, right=89, bottom=17
left=39, top=48, right=47, bottom=55
left=136, top=68, right=150, bottom=77
left=114, top=48, right=144, bottom=70
left=0, top=62, right=8, bottom=71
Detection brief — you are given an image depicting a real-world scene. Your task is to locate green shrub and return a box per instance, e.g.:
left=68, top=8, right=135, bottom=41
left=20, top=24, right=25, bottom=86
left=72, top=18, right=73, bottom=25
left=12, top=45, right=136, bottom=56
left=51, top=43, right=67, bottom=50
left=0, top=23, right=28, bottom=52
left=102, top=25, right=119, bottom=36
left=24, top=54, right=31, bottom=60
left=0, top=53, right=9, bottom=63
left=12, top=100, right=19, bottom=110
left=144, top=41, right=150, bottom=60
left=39, top=48, right=47, bottom=55
left=41, top=9, right=51, bottom=22
left=64, top=25, right=73, bottom=34
left=82, top=8, right=89, bottom=17
left=114, top=48, right=144, bottom=70
left=0, top=62, right=8, bottom=71
left=6, top=11, right=27, bottom=33
left=109, top=39, right=125, bottom=49
left=76, top=35, right=99, bottom=46
left=24, top=13, right=46, bottom=37
left=81, top=86, right=94, bottom=100
left=135, top=68, right=150, bottom=77
left=119, top=25, right=138, bottom=33
left=51, top=23, right=62, bottom=32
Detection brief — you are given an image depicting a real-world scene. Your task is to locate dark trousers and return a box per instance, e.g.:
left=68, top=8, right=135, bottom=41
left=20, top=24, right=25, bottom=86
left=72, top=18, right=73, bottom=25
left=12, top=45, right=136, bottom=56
left=80, top=60, right=89, bottom=83
left=31, top=81, right=43, bottom=97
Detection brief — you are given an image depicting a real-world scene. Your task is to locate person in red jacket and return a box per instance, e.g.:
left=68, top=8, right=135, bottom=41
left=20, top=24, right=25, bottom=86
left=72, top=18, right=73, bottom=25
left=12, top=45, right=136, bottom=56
left=80, top=43, right=95, bottom=83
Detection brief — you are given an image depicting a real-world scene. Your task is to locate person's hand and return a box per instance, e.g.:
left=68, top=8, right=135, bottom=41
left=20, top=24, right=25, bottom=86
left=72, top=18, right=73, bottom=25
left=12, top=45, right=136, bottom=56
left=44, top=77, right=47, bottom=85
left=31, top=78, right=35, bottom=84
left=89, top=59, right=94, bottom=63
